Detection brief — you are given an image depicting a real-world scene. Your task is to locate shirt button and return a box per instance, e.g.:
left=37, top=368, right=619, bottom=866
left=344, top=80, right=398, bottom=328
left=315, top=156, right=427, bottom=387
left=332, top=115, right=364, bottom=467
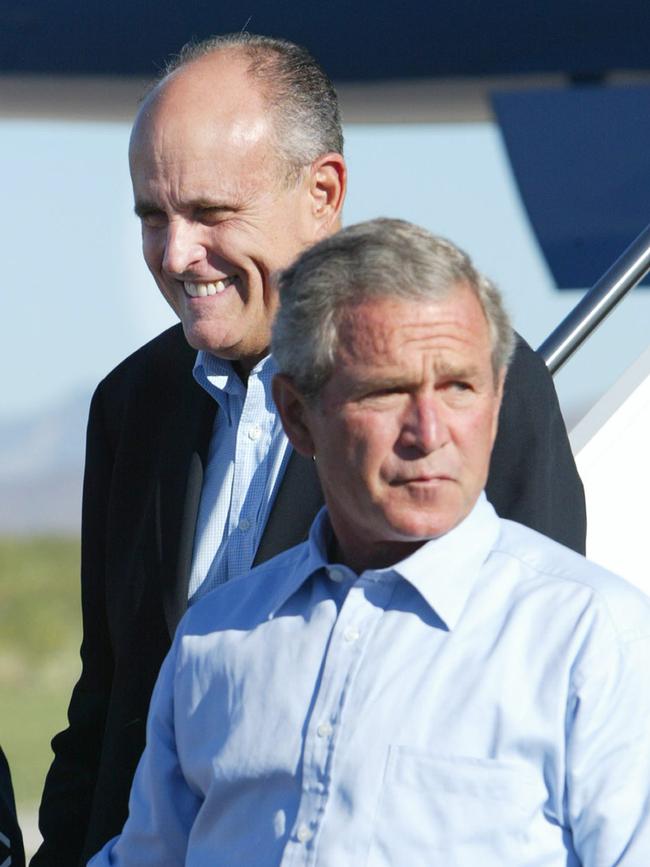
left=343, top=626, right=360, bottom=642
left=296, top=824, right=313, bottom=843
left=317, top=722, right=333, bottom=738
left=248, top=424, right=262, bottom=441
left=328, top=567, right=345, bottom=583
left=238, top=517, right=251, bottom=532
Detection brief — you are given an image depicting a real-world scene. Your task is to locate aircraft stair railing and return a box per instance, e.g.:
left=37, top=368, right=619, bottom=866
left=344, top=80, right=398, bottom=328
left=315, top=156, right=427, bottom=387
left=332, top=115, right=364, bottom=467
left=538, top=223, right=650, bottom=374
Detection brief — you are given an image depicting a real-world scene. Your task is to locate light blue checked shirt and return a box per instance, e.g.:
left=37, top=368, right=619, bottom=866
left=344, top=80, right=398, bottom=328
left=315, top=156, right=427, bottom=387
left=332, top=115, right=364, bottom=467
left=187, top=351, right=291, bottom=602
left=90, top=495, right=650, bottom=866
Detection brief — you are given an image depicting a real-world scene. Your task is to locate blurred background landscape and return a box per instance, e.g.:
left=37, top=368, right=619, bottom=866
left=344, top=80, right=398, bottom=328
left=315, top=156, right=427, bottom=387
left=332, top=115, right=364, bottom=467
left=0, top=538, right=79, bottom=805
left=2, top=1, right=649, bottom=857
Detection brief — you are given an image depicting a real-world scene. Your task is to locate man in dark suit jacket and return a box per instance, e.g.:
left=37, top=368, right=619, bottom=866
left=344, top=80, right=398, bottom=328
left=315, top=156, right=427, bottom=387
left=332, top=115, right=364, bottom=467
left=32, top=34, right=585, bottom=867
left=1, top=746, right=25, bottom=867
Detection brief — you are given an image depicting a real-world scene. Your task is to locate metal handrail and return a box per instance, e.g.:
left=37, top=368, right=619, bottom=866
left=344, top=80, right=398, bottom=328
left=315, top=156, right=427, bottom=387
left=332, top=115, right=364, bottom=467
left=538, top=223, right=650, bottom=375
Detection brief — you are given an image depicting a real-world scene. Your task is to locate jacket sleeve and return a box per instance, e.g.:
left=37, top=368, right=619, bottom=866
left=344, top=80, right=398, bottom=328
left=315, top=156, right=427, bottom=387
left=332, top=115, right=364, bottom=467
left=31, top=386, right=115, bottom=867
left=87, top=637, right=199, bottom=867
left=486, top=334, right=586, bottom=554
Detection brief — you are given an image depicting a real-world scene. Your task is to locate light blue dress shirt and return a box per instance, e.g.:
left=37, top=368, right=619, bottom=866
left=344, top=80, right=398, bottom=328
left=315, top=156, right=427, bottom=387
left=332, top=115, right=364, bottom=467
left=188, top=351, right=290, bottom=601
left=90, top=495, right=650, bottom=866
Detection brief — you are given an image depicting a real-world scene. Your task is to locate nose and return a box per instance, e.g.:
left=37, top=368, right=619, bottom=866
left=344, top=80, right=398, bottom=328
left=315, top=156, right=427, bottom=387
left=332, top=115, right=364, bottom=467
left=161, top=219, right=207, bottom=276
left=400, top=393, right=447, bottom=454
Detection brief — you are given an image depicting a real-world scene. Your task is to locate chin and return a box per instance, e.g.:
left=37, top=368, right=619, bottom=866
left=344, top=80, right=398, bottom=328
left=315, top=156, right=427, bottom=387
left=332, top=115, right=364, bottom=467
left=181, top=322, right=231, bottom=356
left=385, top=508, right=461, bottom=542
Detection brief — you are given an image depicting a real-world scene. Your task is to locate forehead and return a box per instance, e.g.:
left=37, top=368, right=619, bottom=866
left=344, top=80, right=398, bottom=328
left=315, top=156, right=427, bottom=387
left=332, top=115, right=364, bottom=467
left=129, top=56, right=279, bottom=192
left=335, top=288, right=492, bottom=373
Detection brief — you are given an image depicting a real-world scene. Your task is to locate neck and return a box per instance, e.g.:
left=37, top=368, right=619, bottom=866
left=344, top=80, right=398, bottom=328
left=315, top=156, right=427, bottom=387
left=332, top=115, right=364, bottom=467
left=232, top=359, right=250, bottom=385
left=329, top=533, right=424, bottom=575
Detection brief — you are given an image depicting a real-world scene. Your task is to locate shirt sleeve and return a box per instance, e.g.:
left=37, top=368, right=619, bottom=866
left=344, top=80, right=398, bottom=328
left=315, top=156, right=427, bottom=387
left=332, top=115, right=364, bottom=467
left=88, top=634, right=201, bottom=867
left=566, top=613, right=650, bottom=863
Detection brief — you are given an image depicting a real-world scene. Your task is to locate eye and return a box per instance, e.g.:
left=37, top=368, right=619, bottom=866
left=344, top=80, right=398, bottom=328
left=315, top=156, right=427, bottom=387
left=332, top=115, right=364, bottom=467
left=372, top=386, right=405, bottom=397
left=438, top=379, right=475, bottom=401
left=196, top=206, right=232, bottom=226
left=137, top=209, right=167, bottom=229
left=356, top=386, right=407, bottom=406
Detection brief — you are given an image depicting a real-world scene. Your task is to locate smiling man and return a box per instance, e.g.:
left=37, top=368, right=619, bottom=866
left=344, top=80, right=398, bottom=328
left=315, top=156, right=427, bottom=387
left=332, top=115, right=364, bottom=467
left=34, top=33, right=586, bottom=867
left=90, top=220, right=650, bottom=866
left=128, top=47, right=343, bottom=370
left=33, top=35, right=345, bottom=867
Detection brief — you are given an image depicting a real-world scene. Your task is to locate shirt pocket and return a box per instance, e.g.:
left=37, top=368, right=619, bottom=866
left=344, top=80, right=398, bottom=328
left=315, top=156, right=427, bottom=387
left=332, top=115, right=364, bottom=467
left=366, top=746, right=542, bottom=867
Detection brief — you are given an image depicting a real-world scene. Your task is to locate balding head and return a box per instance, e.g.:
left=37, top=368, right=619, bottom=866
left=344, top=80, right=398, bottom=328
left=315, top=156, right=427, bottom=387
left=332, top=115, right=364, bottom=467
left=131, top=49, right=279, bottom=192
left=140, top=33, right=343, bottom=185
left=128, top=34, right=346, bottom=368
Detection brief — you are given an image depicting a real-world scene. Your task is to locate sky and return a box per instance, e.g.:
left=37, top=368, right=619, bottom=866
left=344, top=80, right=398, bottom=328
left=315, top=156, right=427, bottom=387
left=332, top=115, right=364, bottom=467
left=3, top=117, right=649, bottom=428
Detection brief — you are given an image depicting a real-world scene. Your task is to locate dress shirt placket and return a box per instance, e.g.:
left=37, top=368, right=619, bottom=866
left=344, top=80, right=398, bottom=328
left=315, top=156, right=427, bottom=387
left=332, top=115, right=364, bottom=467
left=226, top=372, right=273, bottom=578
left=189, top=353, right=289, bottom=599
left=281, top=573, right=398, bottom=867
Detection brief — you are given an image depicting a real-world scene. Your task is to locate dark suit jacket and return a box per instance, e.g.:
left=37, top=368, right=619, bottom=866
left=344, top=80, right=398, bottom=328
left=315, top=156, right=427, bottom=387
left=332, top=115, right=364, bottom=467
left=1, top=746, right=25, bottom=867
left=32, top=324, right=585, bottom=866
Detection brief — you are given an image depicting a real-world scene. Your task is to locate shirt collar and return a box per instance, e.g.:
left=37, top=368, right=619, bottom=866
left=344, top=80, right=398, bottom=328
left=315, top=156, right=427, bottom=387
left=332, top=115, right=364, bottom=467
left=266, top=508, right=333, bottom=619
left=269, top=493, right=501, bottom=630
left=390, top=493, right=501, bottom=630
left=193, top=351, right=278, bottom=424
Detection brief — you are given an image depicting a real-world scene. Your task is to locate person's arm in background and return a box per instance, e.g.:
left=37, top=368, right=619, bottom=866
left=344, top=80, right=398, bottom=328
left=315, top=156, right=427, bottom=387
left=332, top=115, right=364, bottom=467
left=0, top=745, right=25, bottom=867
left=31, top=387, right=115, bottom=867
left=486, top=334, right=587, bottom=554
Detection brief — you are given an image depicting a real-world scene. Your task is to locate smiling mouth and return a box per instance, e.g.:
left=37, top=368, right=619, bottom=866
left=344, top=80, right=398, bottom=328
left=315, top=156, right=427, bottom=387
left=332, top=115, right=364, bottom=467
left=183, top=276, right=237, bottom=298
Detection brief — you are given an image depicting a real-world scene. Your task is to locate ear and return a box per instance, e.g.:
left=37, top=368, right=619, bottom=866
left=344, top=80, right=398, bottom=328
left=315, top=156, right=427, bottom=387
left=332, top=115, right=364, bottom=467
left=308, top=152, right=347, bottom=237
left=272, top=373, right=317, bottom=457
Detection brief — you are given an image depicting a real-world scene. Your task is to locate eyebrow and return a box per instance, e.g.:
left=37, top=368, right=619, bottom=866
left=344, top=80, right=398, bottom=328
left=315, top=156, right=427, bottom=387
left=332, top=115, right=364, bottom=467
left=435, top=362, right=480, bottom=379
left=355, top=373, right=410, bottom=389
left=348, top=362, right=485, bottom=395
left=133, top=200, right=160, bottom=218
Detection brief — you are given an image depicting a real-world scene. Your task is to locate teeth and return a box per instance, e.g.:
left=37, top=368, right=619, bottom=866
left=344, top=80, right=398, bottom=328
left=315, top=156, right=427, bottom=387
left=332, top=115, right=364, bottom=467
left=184, top=277, right=233, bottom=298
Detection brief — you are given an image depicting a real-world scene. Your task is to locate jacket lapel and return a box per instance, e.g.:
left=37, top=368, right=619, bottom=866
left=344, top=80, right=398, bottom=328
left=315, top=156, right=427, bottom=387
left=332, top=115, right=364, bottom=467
left=254, top=449, right=324, bottom=566
left=153, top=330, right=323, bottom=635
left=155, top=348, right=216, bottom=638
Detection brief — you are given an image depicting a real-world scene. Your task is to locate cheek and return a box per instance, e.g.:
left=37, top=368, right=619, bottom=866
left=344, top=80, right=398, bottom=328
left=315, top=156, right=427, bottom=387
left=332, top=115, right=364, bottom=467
left=142, top=232, right=164, bottom=272
left=458, top=411, right=498, bottom=465
left=355, top=430, right=397, bottom=485
left=319, top=420, right=367, bottom=475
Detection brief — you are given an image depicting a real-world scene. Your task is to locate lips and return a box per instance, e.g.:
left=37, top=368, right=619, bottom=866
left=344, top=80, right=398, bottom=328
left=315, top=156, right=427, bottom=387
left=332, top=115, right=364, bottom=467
left=392, top=474, right=455, bottom=485
left=183, top=276, right=237, bottom=298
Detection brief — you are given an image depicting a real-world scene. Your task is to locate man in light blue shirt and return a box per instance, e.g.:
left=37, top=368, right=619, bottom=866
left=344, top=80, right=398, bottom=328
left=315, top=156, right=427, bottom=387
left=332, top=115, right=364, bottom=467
left=36, top=32, right=587, bottom=867
left=91, top=219, right=650, bottom=866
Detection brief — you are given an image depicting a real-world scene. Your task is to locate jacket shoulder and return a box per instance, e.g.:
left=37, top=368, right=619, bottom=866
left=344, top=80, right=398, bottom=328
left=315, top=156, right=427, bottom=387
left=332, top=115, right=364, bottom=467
left=100, top=324, right=193, bottom=393
left=89, top=325, right=196, bottom=428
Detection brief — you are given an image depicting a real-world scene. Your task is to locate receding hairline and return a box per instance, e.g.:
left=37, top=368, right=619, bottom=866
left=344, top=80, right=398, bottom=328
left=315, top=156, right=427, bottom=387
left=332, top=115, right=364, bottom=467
left=137, top=44, right=264, bottom=116
left=129, top=47, right=282, bottom=181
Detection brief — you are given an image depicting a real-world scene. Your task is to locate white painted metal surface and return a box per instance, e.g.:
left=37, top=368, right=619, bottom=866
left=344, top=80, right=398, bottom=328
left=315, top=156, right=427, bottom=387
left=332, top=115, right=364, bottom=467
left=571, top=345, right=650, bottom=594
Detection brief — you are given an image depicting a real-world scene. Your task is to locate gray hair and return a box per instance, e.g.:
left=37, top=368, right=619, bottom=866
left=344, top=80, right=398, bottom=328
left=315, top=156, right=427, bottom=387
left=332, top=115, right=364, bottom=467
left=272, top=218, right=515, bottom=399
left=156, top=33, right=343, bottom=184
